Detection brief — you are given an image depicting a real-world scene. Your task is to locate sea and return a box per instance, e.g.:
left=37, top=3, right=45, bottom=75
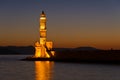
left=0, top=55, right=120, bottom=80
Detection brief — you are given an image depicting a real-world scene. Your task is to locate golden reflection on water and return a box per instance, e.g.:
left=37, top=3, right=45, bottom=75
left=35, top=61, right=54, bottom=80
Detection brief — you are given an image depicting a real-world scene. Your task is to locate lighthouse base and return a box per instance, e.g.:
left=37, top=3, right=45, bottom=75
left=22, top=56, right=56, bottom=61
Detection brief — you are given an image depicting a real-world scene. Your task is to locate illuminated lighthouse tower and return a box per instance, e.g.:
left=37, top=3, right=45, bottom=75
left=34, top=11, right=55, bottom=58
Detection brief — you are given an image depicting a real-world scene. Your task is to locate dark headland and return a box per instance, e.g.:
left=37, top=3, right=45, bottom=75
left=23, top=46, right=120, bottom=64
left=0, top=46, right=120, bottom=64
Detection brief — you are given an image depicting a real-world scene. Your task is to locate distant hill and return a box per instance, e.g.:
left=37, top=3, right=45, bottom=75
left=0, top=46, right=34, bottom=55
left=75, top=46, right=100, bottom=51
left=0, top=46, right=108, bottom=55
left=54, top=46, right=100, bottom=52
left=0, top=47, right=18, bottom=55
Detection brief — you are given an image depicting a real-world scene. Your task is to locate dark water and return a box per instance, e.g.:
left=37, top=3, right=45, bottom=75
left=0, top=55, right=120, bottom=80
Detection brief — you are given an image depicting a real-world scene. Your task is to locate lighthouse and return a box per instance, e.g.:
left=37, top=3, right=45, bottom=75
left=34, top=11, right=55, bottom=58
left=40, top=11, right=47, bottom=45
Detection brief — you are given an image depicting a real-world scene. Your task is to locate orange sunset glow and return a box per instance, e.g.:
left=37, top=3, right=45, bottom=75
left=0, top=0, right=120, bottom=50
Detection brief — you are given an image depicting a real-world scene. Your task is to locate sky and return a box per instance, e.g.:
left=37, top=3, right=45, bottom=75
left=0, top=0, right=120, bottom=49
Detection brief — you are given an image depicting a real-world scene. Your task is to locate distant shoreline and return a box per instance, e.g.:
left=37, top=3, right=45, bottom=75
left=1, top=46, right=120, bottom=64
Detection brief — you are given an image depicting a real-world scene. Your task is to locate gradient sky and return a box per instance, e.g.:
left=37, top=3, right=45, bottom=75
left=0, top=0, right=120, bottom=49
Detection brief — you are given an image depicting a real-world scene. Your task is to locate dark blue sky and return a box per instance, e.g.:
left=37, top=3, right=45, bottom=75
left=0, top=0, right=120, bottom=49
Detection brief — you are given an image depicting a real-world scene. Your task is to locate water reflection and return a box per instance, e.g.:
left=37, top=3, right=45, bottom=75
left=35, top=61, right=54, bottom=80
